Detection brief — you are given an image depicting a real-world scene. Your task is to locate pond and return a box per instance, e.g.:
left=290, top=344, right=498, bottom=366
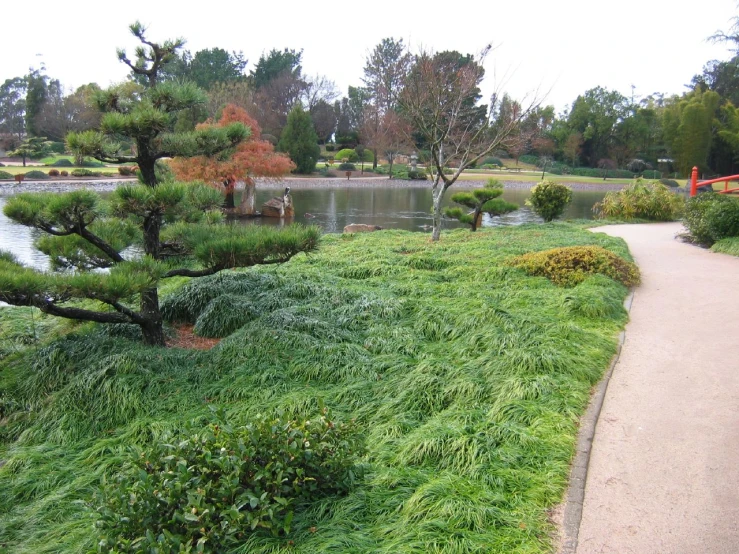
left=0, top=182, right=609, bottom=271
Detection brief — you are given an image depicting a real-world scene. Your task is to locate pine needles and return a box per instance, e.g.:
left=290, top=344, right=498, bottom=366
left=0, top=224, right=634, bottom=553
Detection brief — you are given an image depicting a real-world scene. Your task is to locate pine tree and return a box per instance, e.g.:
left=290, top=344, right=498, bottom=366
left=444, top=179, right=518, bottom=231
left=0, top=22, right=319, bottom=346
left=278, top=105, right=320, bottom=174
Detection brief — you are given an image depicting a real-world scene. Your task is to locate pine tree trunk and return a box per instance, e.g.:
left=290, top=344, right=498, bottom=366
left=140, top=288, right=165, bottom=346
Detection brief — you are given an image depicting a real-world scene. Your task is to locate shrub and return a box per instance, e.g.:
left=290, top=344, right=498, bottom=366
left=71, top=168, right=100, bottom=177
left=118, top=166, right=136, bottom=176
left=683, top=193, right=739, bottom=245
left=81, top=159, right=105, bottom=167
left=593, top=179, right=684, bottom=221
left=50, top=158, right=74, bottom=167
left=482, top=157, right=503, bottom=167
left=570, top=167, right=635, bottom=179
left=519, top=154, right=539, bottom=165
left=338, top=162, right=356, bottom=171
left=711, top=236, right=739, bottom=256
left=526, top=180, right=572, bottom=222
left=92, top=408, right=364, bottom=552
left=335, top=148, right=359, bottom=162
left=659, top=178, right=679, bottom=188
left=626, top=159, right=648, bottom=173
left=642, top=170, right=661, bottom=179
left=325, top=143, right=335, bottom=152
left=48, top=169, right=60, bottom=177
left=0, top=170, right=12, bottom=179
left=23, top=170, right=50, bottom=180
left=508, top=245, right=640, bottom=287
left=407, top=170, right=427, bottom=180
left=60, top=170, right=69, bottom=177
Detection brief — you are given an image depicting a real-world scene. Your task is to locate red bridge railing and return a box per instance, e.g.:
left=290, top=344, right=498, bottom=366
left=690, top=166, right=739, bottom=197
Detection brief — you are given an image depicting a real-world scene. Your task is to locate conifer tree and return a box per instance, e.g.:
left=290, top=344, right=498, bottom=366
left=0, top=22, right=319, bottom=346
left=278, top=105, right=320, bottom=174
left=444, top=179, right=518, bottom=231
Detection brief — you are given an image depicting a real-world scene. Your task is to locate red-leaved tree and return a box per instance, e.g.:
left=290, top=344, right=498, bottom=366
left=171, top=105, right=295, bottom=214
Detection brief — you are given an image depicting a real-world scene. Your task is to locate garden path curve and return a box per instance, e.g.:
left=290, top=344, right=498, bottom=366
left=574, top=222, right=739, bottom=554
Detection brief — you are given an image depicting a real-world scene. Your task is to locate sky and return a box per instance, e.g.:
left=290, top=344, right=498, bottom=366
left=3, top=0, right=738, bottom=113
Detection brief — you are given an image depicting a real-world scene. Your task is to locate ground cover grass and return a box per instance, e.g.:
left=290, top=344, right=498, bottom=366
left=0, top=224, right=635, bottom=553
left=711, top=236, right=739, bottom=256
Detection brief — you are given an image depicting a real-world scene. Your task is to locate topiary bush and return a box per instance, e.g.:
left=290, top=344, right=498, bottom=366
left=60, top=170, right=69, bottom=177
left=48, top=169, right=60, bottom=177
left=508, top=245, right=640, bottom=287
left=407, top=170, right=427, bottom=180
left=337, top=162, right=356, bottom=171
left=335, top=148, right=359, bottom=162
left=593, top=179, right=684, bottom=221
left=683, top=193, right=739, bottom=245
left=526, top=180, right=572, bottom=222
left=50, top=158, right=74, bottom=167
left=0, top=170, right=13, bottom=180
left=71, top=168, right=100, bottom=177
left=92, top=408, right=364, bottom=552
left=23, top=170, right=50, bottom=180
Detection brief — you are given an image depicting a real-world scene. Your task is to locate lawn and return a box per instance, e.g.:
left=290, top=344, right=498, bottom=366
left=0, top=166, right=120, bottom=177
left=0, top=224, right=634, bottom=553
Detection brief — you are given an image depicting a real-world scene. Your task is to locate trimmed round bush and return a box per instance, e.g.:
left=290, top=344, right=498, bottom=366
left=92, top=410, right=364, bottom=552
left=0, top=170, right=13, bottom=180
left=60, top=170, right=69, bottom=177
left=526, top=180, right=572, bottom=222
left=23, top=170, right=50, bottom=180
left=593, top=179, right=684, bottom=221
left=508, top=245, right=640, bottom=287
left=50, top=158, right=74, bottom=167
left=48, top=169, right=60, bottom=177
left=71, top=168, right=100, bottom=177
left=683, top=193, right=739, bottom=245
left=338, top=162, right=356, bottom=171
left=335, top=148, right=359, bottom=162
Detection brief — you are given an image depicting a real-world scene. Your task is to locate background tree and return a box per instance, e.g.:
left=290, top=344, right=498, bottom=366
left=0, top=22, right=320, bottom=347
left=25, top=68, right=49, bottom=137
left=361, top=109, right=410, bottom=177
left=398, top=47, right=537, bottom=241
left=278, top=104, right=320, bottom=174
left=562, top=131, right=583, bottom=167
left=8, top=136, right=51, bottom=166
left=444, top=179, right=518, bottom=231
left=171, top=104, right=295, bottom=214
left=0, top=77, right=28, bottom=146
left=35, top=82, right=103, bottom=142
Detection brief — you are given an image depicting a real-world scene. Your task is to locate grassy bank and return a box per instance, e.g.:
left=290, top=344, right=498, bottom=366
left=0, top=224, right=634, bottom=553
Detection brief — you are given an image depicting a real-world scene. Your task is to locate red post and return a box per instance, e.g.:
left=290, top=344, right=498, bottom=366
left=690, top=166, right=698, bottom=197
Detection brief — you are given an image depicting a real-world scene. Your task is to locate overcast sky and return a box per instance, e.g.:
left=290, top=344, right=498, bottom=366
left=4, top=0, right=737, bottom=113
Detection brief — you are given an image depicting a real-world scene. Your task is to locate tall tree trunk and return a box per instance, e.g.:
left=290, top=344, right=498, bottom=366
left=372, top=148, right=378, bottom=170
left=239, top=178, right=256, bottom=215
left=388, top=155, right=394, bottom=179
left=431, top=181, right=445, bottom=242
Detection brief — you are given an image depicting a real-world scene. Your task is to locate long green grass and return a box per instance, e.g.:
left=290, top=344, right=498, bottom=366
left=0, top=224, right=634, bottom=553
left=711, top=236, right=739, bottom=256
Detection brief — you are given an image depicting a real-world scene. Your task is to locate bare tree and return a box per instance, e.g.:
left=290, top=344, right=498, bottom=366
left=361, top=108, right=411, bottom=177
left=303, top=74, right=340, bottom=111
left=398, top=47, right=540, bottom=241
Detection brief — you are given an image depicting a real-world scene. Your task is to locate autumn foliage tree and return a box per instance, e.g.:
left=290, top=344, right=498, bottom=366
left=171, top=105, right=295, bottom=214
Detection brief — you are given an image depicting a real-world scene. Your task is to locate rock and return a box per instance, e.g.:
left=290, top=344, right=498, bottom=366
left=343, top=224, right=383, bottom=233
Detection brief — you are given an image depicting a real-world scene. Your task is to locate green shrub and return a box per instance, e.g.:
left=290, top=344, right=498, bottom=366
left=81, top=159, right=105, bottom=167
left=49, top=158, right=74, bottom=167
left=642, top=170, right=661, bottom=179
left=60, top=170, right=69, bottom=177
left=48, top=169, right=60, bottom=177
left=482, top=157, right=503, bottom=167
left=519, top=154, right=539, bottom=165
left=407, top=170, right=427, bottom=180
left=325, top=143, right=335, bottom=152
left=508, top=245, right=640, bottom=287
left=92, top=408, right=364, bottom=552
left=335, top=148, right=359, bottom=162
left=71, top=168, right=100, bottom=177
left=570, top=167, right=635, bottom=179
left=526, top=180, right=572, bottom=222
left=659, top=178, right=679, bottom=188
left=338, top=162, right=356, bottom=171
left=683, top=193, right=739, bottom=245
left=711, top=236, right=739, bottom=256
left=593, top=179, right=684, bottom=221
left=23, top=170, right=50, bottom=180
left=0, top=170, right=13, bottom=179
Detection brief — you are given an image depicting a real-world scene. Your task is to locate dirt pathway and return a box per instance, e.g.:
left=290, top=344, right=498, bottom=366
left=572, top=222, right=739, bottom=553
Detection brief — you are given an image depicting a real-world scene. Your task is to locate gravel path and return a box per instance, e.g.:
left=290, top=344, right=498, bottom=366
left=571, top=223, right=739, bottom=554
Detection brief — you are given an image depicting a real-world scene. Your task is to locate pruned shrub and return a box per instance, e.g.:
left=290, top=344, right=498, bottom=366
left=48, top=169, right=60, bottom=177
left=335, top=148, right=359, bottom=162
left=23, top=170, right=50, bottom=180
left=49, top=158, right=74, bottom=167
left=482, top=157, right=503, bottom=167
left=71, top=168, right=100, bottom=177
left=683, top=193, right=739, bottom=245
left=0, top=170, right=13, bottom=180
left=526, top=180, right=572, bottom=222
left=508, top=245, right=640, bottom=287
left=659, top=178, right=679, bottom=188
left=337, top=162, right=356, bottom=171
left=92, top=408, right=364, bottom=552
left=407, top=170, right=427, bottom=180
left=325, top=143, right=335, bottom=152
left=60, top=170, right=69, bottom=177
left=118, top=166, right=136, bottom=176
left=593, top=179, right=683, bottom=221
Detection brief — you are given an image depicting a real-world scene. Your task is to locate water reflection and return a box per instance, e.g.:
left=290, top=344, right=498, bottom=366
left=0, top=185, right=607, bottom=271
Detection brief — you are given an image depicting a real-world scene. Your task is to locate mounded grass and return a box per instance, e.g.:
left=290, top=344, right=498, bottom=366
left=711, top=236, right=739, bottom=256
left=0, top=224, right=634, bottom=553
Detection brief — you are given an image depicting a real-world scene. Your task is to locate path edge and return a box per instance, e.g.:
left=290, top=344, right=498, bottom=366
left=558, top=290, right=634, bottom=554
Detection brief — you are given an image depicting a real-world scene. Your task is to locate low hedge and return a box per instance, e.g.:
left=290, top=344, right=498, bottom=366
left=683, top=193, right=739, bottom=245
left=23, top=170, right=50, bottom=180
left=0, top=170, right=13, bottom=179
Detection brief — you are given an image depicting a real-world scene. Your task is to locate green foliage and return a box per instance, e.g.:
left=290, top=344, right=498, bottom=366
left=337, top=162, right=356, bottom=171
left=93, top=408, right=363, bottom=552
left=563, top=275, right=628, bottom=319
left=569, top=167, right=635, bottom=179
left=509, top=245, right=640, bottom=287
left=711, top=236, right=739, bottom=256
left=48, top=169, right=60, bottom=177
left=406, top=170, right=427, bottom=180
left=659, top=178, right=679, bottom=188
left=594, top=179, right=684, bottom=221
left=444, top=178, right=517, bottom=230
left=48, top=158, right=74, bottom=167
left=482, top=157, right=503, bottom=166
left=0, top=170, right=13, bottom=179
left=683, top=193, right=739, bottom=245
left=526, top=180, right=573, bottom=222
left=278, top=105, right=320, bottom=174
left=71, top=168, right=100, bottom=177
left=0, top=224, right=635, bottom=553
left=642, top=170, right=661, bottom=179
left=22, top=170, right=49, bottom=180
left=334, top=148, right=359, bottom=162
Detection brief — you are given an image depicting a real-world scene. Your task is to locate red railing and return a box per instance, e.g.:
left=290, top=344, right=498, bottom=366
left=690, top=166, right=739, bottom=197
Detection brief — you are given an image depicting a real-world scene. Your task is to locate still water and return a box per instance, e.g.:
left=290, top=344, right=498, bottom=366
left=0, top=185, right=607, bottom=271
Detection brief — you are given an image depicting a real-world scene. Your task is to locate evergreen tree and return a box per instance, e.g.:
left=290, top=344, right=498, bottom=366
left=278, top=104, right=320, bottom=174
left=0, top=22, right=319, bottom=346
left=444, top=179, right=518, bottom=231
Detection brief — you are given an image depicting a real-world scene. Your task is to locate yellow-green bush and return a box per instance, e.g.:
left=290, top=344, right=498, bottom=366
left=508, top=245, right=640, bottom=287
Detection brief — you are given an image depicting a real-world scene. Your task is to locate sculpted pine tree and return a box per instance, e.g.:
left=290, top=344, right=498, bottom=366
left=0, top=23, right=319, bottom=346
